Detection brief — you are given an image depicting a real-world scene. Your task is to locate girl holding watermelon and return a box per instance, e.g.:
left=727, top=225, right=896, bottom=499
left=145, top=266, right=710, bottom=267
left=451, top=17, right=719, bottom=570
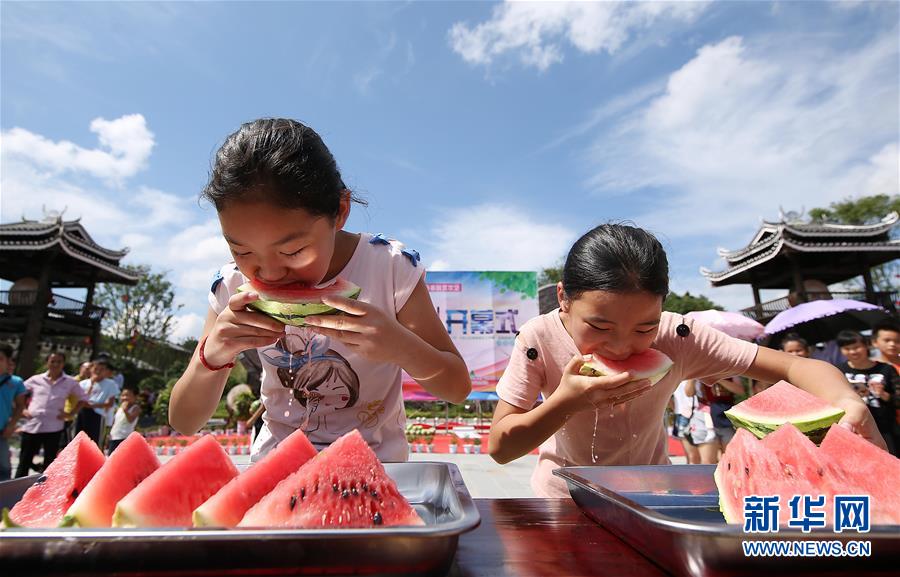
left=489, top=223, right=883, bottom=498
left=169, top=118, right=471, bottom=462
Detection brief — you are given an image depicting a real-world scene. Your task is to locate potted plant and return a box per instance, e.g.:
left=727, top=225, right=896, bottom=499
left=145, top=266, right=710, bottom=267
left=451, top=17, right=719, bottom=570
left=425, top=432, right=434, bottom=453
left=449, top=436, right=460, bottom=454
left=473, top=437, right=482, bottom=454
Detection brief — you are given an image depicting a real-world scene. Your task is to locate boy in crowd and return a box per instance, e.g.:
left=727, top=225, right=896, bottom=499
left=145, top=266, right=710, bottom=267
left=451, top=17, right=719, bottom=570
left=837, top=330, right=898, bottom=455
left=0, top=344, right=28, bottom=480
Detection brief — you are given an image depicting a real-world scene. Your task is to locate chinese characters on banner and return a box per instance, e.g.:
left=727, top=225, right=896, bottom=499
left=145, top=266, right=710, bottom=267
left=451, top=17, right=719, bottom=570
left=402, top=271, right=539, bottom=400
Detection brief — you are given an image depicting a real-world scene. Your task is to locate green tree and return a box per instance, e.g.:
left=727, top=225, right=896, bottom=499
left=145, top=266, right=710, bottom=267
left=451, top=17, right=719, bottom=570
left=808, top=194, right=899, bottom=291
left=95, top=265, right=183, bottom=362
left=663, top=292, right=723, bottom=314
left=538, top=260, right=564, bottom=286
left=808, top=194, right=900, bottom=225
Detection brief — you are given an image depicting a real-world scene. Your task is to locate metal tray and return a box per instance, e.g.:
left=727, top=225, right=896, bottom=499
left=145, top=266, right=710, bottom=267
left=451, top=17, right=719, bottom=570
left=555, top=465, right=899, bottom=577
left=1, top=461, right=480, bottom=577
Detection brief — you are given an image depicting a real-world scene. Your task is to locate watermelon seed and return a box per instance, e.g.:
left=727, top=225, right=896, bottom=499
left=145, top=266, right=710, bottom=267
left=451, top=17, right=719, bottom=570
left=300, top=488, right=306, bottom=500
left=361, top=482, right=368, bottom=491
left=726, top=463, right=731, bottom=471
left=342, top=489, right=350, bottom=499
left=35, top=475, right=48, bottom=484
left=351, top=487, right=359, bottom=496
left=373, top=512, right=382, bottom=525
left=744, top=467, right=750, bottom=477
left=71, top=489, right=79, bottom=499
left=333, top=483, right=339, bottom=493
left=817, top=468, right=823, bottom=477
left=289, top=495, right=298, bottom=511
left=370, top=490, right=378, bottom=499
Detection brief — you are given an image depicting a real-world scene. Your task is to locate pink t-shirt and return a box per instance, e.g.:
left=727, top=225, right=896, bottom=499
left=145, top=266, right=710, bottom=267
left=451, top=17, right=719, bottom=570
left=496, top=310, right=758, bottom=497
left=209, top=232, right=424, bottom=462
left=21, top=373, right=87, bottom=434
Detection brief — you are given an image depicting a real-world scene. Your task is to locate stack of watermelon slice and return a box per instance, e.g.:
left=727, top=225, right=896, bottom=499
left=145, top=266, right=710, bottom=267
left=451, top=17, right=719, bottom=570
left=716, top=381, right=900, bottom=526
left=3, top=429, right=422, bottom=529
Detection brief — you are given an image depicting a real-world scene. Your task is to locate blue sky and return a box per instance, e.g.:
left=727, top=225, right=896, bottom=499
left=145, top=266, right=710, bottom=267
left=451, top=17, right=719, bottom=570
left=2, top=1, right=898, bottom=341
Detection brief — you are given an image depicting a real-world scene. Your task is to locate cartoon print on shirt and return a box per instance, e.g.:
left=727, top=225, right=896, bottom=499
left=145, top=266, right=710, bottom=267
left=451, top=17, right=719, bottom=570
left=261, top=326, right=360, bottom=433
left=357, top=399, right=385, bottom=429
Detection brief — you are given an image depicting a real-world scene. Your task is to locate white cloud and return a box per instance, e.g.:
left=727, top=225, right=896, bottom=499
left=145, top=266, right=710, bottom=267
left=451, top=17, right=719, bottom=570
left=424, top=203, right=576, bottom=271
left=1, top=114, right=154, bottom=184
left=449, top=1, right=708, bottom=71
left=170, top=312, right=206, bottom=342
left=1, top=116, right=231, bottom=343
left=583, top=32, right=899, bottom=237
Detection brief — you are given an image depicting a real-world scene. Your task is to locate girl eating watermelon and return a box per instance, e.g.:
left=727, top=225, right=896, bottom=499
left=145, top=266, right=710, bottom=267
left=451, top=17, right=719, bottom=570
left=169, top=118, right=471, bottom=461
left=488, top=223, right=882, bottom=497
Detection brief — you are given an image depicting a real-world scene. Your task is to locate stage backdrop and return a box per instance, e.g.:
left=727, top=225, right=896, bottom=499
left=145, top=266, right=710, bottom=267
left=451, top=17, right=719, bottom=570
left=402, top=271, right=539, bottom=401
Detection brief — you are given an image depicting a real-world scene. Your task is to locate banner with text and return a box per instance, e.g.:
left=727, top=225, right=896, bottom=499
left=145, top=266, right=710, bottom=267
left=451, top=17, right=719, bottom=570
left=402, top=271, right=539, bottom=401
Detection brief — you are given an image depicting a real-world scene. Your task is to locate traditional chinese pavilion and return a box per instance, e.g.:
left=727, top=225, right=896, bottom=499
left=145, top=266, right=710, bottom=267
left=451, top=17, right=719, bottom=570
left=701, top=212, right=900, bottom=323
left=0, top=213, right=140, bottom=375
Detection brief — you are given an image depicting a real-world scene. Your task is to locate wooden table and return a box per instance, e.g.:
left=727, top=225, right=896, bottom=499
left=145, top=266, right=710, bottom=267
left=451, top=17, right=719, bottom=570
left=450, top=498, right=667, bottom=576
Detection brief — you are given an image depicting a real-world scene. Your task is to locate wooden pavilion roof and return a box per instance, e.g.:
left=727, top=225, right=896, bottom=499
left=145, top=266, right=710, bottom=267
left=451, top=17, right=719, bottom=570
left=0, top=215, right=139, bottom=286
left=701, top=212, right=900, bottom=288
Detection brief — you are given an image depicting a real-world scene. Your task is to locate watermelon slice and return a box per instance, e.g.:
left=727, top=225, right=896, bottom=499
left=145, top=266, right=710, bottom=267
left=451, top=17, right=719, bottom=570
left=725, top=381, right=844, bottom=443
left=193, top=428, right=317, bottom=527
left=112, top=435, right=238, bottom=527
left=3, top=432, right=105, bottom=528
left=238, top=430, right=423, bottom=528
left=237, top=277, right=361, bottom=326
left=62, top=432, right=160, bottom=527
left=715, top=428, right=797, bottom=525
left=579, top=348, right=673, bottom=385
left=819, top=424, right=900, bottom=525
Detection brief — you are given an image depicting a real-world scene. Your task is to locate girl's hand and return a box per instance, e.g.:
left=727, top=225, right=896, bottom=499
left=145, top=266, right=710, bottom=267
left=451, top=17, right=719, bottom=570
left=834, top=395, right=887, bottom=451
left=303, top=295, right=407, bottom=363
left=204, top=291, right=285, bottom=367
left=555, top=355, right=653, bottom=414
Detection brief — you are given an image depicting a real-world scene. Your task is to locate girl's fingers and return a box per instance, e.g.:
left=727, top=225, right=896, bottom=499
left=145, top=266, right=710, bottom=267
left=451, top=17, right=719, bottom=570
left=230, top=310, right=287, bottom=333
left=303, top=313, right=366, bottom=334
left=563, top=354, right=588, bottom=375
left=320, top=295, right=371, bottom=316
left=306, top=324, right=363, bottom=345
left=228, top=290, right=260, bottom=311
left=230, top=335, right=285, bottom=348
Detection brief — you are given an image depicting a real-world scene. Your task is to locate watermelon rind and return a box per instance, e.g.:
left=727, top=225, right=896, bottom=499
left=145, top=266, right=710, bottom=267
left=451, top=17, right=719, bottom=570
left=724, top=381, right=844, bottom=443
left=1, top=508, right=21, bottom=529
left=724, top=410, right=842, bottom=443
left=237, top=281, right=361, bottom=326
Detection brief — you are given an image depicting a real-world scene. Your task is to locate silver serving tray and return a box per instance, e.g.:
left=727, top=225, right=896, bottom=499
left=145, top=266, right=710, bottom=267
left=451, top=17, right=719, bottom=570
left=1, top=461, right=480, bottom=576
left=555, top=465, right=899, bottom=577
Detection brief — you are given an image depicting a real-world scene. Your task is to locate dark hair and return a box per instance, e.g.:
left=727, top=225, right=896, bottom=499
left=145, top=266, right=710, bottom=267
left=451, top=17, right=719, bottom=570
left=0, top=344, right=13, bottom=360
left=873, top=320, right=900, bottom=339
left=202, top=118, right=365, bottom=216
left=836, top=330, right=867, bottom=348
left=562, top=223, right=669, bottom=300
left=47, top=351, right=66, bottom=362
left=781, top=333, right=808, bottom=349
left=92, top=359, right=110, bottom=370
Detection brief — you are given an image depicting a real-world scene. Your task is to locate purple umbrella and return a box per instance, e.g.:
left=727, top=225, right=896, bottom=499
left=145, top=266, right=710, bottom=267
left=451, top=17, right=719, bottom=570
left=764, top=299, right=894, bottom=346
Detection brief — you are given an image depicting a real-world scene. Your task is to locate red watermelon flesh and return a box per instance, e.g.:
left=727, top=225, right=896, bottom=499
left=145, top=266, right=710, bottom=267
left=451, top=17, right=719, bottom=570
left=5, top=432, right=105, bottom=528
left=63, top=432, right=160, bottom=527
left=239, top=430, right=423, bottom=528
left=246, top=277, right=361, bottom=304
left=715, top=428, right=806, bottom=525
left=193, top=428, right=317, bottom=527
left=112, top=435, right=238, bottom=527
left=819, top=424, right=900, bottom=524
left=579, top=348, right=673, bottom=385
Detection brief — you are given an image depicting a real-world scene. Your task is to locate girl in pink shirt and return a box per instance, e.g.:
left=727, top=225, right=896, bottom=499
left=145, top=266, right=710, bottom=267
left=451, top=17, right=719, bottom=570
left=490, top=224, right=882, bottom=497
left=169, top=119, right=470, bottom=461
